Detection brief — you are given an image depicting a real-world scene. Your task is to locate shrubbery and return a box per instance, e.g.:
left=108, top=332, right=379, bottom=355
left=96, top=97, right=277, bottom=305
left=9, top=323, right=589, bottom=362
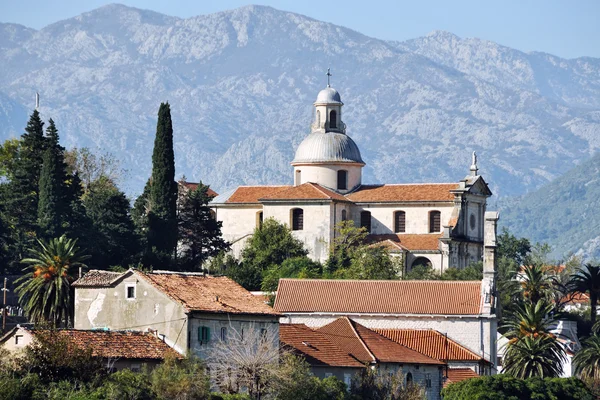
left=441, top=374, right=593, bottom=400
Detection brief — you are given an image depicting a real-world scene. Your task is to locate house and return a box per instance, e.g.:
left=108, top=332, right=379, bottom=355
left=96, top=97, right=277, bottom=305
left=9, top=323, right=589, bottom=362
left=72, top=269, right=280, bottom=358
left=211, top=78, right=493, bottom=273
left=274, top=211, right=500, bottom=371
left=280, top=317, right=445, bottom=400
left=0, top=325, right=179, bottom=371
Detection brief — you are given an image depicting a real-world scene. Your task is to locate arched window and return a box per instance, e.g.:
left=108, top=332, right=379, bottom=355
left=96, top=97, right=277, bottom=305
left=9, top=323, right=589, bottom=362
left=429, top=211, right=441, bottom=233
left=341, top=209, right=347, bottom=221
left=292, top=208, right=304, bottom=231
left=256, top=211, right=263, bottom=228
left=316, top=110, right=321, bottom=127
left=329, top=110, right=337, bottom=129
left=406, top=372, right=413, bottom=384
left=360, top=211, right=371, bottom=233
left=295, top=170, right=301, bottom=186
left=411, top=257, right=432, bottom=271
left=394, top=211, right=405, bottom=233
left=337, top=170, right=348, bottom=190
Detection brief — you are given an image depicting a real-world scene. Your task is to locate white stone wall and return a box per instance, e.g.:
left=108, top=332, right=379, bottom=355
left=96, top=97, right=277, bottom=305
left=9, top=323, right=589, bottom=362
left=293, top=163, right=363, bottom=193
left=349, top=203, right=454, bottom=235
left=282, top=314, right=496, bottom=368
left=264, top=202, right=333, bottom=262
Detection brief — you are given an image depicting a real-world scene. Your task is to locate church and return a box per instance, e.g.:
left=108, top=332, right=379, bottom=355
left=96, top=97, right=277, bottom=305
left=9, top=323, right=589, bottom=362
left=211, top=77, right=493, bottom=273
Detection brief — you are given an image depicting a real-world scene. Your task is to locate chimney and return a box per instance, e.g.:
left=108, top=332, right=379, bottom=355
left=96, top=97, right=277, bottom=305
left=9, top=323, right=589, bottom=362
left=482, top=211, right=499, bottom=315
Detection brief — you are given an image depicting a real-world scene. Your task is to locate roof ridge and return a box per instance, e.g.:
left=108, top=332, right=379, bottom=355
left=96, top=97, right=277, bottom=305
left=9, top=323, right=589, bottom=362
left=310, top=182, right=337, bottom=199
left=279, top=278, right=482, bottom=284
left=344, top=317, right=376, bottom=363
left=360, top=183, right=458, bottom=187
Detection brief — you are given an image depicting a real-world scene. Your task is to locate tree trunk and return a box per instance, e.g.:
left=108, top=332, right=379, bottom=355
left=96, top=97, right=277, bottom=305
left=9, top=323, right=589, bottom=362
left=591, top=292, right=598, bottom=325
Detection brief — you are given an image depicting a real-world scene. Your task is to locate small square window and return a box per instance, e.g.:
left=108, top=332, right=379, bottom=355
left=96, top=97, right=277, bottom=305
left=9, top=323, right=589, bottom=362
left=126, top=285, right=135, bottom=299
left=15, top=335, right=23, bottom=345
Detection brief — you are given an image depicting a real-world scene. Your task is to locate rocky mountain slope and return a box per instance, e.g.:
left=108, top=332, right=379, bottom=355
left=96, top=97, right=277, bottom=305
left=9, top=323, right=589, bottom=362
left=500, top=151, right=600, bottom=261
left=0, top=4, right=599, bottom=199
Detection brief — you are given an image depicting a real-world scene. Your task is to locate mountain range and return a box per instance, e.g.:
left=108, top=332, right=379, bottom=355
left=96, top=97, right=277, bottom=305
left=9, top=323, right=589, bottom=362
left=1, top=4, right=600, bottom=256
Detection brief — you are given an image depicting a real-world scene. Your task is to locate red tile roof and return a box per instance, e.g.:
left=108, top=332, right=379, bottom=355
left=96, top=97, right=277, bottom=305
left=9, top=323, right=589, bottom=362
left=72, top=270, right=125, bottom=287
left=444, top=368, right=479, bottom=387
left=366, top=234, right=442, bottom=251
left=317, top=318, right=443, bottom=365
left=260, top=182, right=348, bottom=202
left=279, top=324, right=364, bottom=368
left=29, top=329, right=180, bottom=360
left=179, top=181, right=218, bottom=198
left=374, top=329, right=485, bottom=362
left=226, top=186, right=291, bottom=203
left=140, top=271, right=280, bottom=316
left=346, top=184, right=458, bottom=202
left=274, top=279, right=483, bottom=315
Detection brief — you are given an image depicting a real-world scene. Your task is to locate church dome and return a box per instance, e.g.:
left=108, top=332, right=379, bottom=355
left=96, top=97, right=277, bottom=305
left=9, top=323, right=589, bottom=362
left=315, top=87, right=343, bottom=105
left=292, top=132, right=364, bottom=164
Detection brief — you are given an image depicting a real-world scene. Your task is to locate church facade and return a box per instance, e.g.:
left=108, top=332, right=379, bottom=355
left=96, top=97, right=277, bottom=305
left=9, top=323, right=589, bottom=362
left=211, top=83, right=492, bottom=273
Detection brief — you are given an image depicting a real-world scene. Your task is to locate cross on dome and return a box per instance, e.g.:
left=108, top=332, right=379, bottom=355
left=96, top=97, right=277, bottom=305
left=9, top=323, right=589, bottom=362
left=326, top=68, right=332, bottom=87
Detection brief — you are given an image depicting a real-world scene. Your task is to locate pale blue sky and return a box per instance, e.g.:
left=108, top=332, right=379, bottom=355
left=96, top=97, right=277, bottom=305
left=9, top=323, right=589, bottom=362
left=2, top=0, right=599, bottom=59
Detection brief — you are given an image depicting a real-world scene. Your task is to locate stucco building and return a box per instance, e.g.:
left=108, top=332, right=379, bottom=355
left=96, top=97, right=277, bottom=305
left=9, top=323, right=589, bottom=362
left=211, top=82, right=492, bottom=273
left=72, top=269, right=280, bottom=358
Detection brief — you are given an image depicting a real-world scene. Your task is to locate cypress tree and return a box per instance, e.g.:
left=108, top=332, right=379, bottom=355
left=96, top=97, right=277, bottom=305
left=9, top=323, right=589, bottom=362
left=37, top=119, right=69, bottom=238
left=147, top=103, right=178, bottom=262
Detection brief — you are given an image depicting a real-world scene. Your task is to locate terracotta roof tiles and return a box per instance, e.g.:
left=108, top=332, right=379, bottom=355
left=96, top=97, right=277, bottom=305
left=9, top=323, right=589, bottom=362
left=225, top=186, right=291, bottom=203
left=274, top=279, right=483, bottom=315
left=179, top=181, right=218, bottom=198
left=317, top=318, right=443, bottom=365
left=444, top=368, right=480, bottom=387
left=346, top=184, right=458, bottom=202
left=374, top=329, right=486, bottom=362
left=140, top=272, right=280, bottom=316
left=279, top=324, right=364, bottom=368
left=260, top=182, right=348, bottom=202
left=72, top=270, right=124, bottom=287
left=366, top=234, right=442, bottom=251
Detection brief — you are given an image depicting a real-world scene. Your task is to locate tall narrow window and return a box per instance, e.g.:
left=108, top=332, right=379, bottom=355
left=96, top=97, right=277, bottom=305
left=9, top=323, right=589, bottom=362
left=198, top=326, right=211, bottom=345
left=316, top=110, right=321, bottom=127
left=295, top=170, right=301, bottom=186
left=329, top=110, right=337, bottom=129
left=394, top=211, right=406, bottom=233
left=337, top=170, right=348, bottom=190
left=341, top=209, right=347, bottom=221
left=220, top=327, right=227, bottom=341
left=429, top=210, right=441, bottom=233
left=360, top=211, right=371, bottom=233
left=406, top=373, right=413, bottom=384
left=256, top=211, right=263, bottom=228
left=292, top=208, right=304, bottom=231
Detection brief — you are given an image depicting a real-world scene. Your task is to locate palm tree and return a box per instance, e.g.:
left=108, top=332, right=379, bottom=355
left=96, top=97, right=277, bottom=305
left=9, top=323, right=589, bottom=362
left=503, top=335, right=565, bottom=378
left=569, top=264, right=600, bottom=325
left=519, top=264, right=554, bottom=304
left=574, top=334, right=600, bottom=380
left=15, top=235, right=89, bottom=327
left=502, top=300, right=555, bottom=339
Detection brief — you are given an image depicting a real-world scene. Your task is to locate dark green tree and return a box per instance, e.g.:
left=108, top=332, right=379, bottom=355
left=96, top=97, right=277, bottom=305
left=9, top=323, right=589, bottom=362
left=37, top=119, right=69, bottom=239
left=147, top=102, right=178, bottom=263
left=569, top=264, right=600, bottom=326
left=177, top=182, right=229, bottom=271
left=84, top=178, right=140, bottom=268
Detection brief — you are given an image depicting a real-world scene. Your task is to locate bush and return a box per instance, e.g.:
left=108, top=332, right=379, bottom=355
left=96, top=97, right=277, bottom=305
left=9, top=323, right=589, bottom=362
left=150, top=354, right=210, bottom=400
left=90, top=369, right=153, bottom=400
left=441, top=375, right=593, bottom=400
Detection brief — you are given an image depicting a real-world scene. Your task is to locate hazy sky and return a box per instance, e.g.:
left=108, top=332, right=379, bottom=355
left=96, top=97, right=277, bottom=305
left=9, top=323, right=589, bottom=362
left=2, top=0, right=599, bottom=59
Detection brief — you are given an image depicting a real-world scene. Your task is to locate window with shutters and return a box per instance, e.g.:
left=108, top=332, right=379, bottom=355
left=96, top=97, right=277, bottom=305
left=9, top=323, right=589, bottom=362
left=337, top=170, right=348, bottom=190
left=360, top=211, right=371, bottom=233
left=292, top=208, right=304, bottom=231
left=394, top=211, right=406, bottom=233
left=429, top=211, right=441, bottom=233
left=198, top=326, right=211, bottom=345
left=329, top=110, right=337, bottom=129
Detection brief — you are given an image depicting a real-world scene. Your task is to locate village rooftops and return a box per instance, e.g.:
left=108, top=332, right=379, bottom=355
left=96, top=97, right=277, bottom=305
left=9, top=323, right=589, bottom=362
left=0, top=327, right=180, bottom=360
left=274, top=279, right=483, bottom=316
left=73, top=270, right=280, bottom=316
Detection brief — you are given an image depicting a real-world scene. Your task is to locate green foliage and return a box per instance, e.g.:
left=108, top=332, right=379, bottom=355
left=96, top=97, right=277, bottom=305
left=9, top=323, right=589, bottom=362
left=0, top=138, right=20, bottom=180
left=0, top=373, right=45, bottom=400
left=325, top=220, right=368, bottom=274
left=37, top=120, right=70, bottom=239
left=178, top=182, right=229, bottom=271
left=16, top=235, right=89, bottom=326
left=335, top=245, right=400, bottom=280
left=148, top=102, right=178, bottom=259
left=83, top=179, right=140, bottom=268
left=349, top=368, right=423, bottom=400
left=403, top=264, right=440, bottom=280
left=270, top=354, right=347, bottom=400
left=568, top=264, right=600, bottom=325
left=149, top=354, right=210, bottom=400
left=441, top=375, right=593, bottom=400
left=502, top=335, right=566, bottom=378
left=440, top=263, right=483, bottom=280
left=234, top=218, right=308, bottom=290
left=261, top=256, right=322, bottom=292
left=89, top=369, right=153, bottom=400
left=574, top=334, right=600, bottom=380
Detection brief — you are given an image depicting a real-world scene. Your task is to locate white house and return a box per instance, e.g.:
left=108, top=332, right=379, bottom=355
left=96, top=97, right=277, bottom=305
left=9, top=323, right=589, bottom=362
left=211, top=80, right=492, bottom=273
